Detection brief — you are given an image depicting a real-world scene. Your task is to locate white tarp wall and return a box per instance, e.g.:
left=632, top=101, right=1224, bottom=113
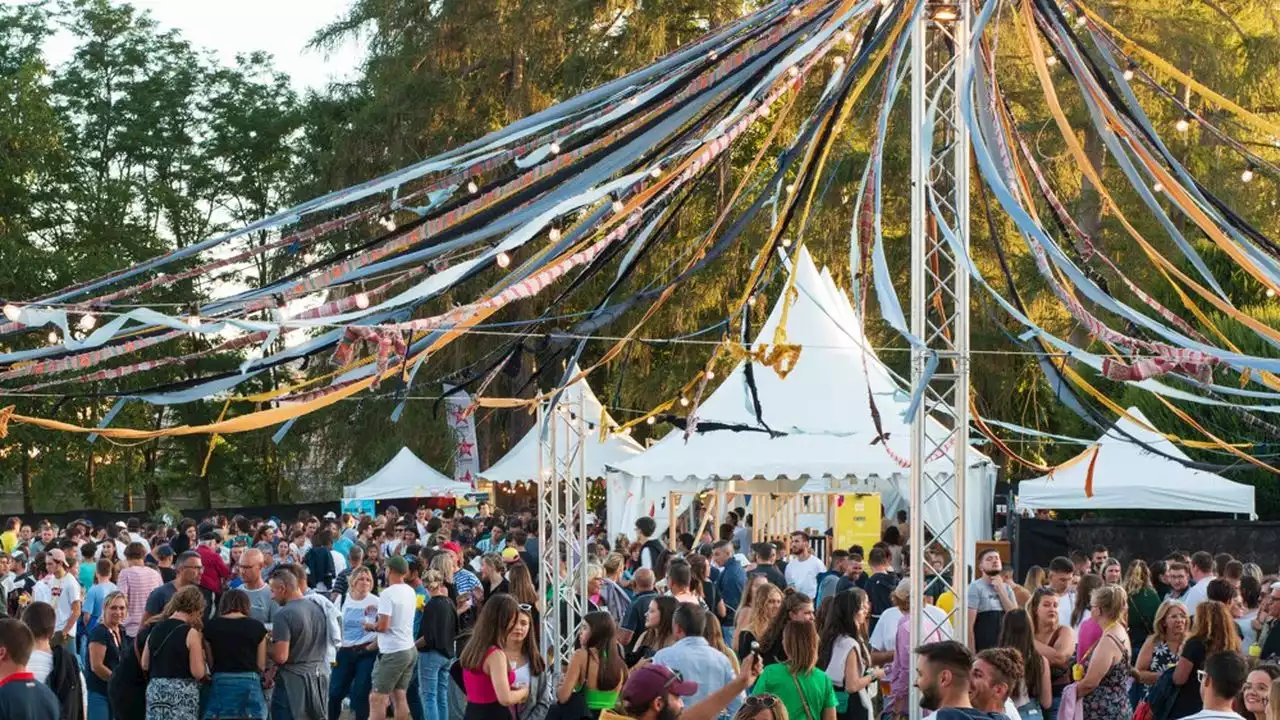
left=609, top=249, right=996, bottom=558
left=1017, top=406, right=1256, bottom=518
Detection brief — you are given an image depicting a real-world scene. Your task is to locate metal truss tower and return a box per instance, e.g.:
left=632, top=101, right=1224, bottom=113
left=535, top=391, right=589, bottom=664
left=908, top=1, right=972, bottom=718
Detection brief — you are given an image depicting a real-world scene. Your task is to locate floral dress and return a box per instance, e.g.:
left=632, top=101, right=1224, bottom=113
left=1081, top=635, right=1131, bottom=720
left=1150, top=641, right=1177, bottom=674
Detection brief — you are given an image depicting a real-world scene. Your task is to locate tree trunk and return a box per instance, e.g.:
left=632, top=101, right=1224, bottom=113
left=85, top=453, right=96, bottom=506
left=144, top=409, right=163, bottom=511
left=20, top=447, right=33, bottom=515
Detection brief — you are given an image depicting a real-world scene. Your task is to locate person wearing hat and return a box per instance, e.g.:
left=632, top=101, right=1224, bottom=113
left=368, top=555, right=419, bottom=720
left=621, top=657, right=762, bottom=720
left=44, top=549, right=81, bottom=648
left=881, top=579, right=953, bottom=716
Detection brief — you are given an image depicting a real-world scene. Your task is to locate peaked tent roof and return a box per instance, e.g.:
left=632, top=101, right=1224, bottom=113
left=480, top=366, right=643, bottom=483
left=343, top=447, right=473, bottom=499
left=1016, top=407, right=1256, bottom=517
left=611, top=247, right=992, bottom=481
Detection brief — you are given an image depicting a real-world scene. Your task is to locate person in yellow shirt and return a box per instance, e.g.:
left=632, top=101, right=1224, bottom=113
left=0, top=517, right=20, bottom=555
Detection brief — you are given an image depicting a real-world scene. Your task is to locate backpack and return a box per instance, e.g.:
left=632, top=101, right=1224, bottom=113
left=1137, top=666, right=1179, bottom=720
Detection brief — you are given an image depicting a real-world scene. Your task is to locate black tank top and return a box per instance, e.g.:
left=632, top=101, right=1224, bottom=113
left=147, top=619, right=195, bottom=679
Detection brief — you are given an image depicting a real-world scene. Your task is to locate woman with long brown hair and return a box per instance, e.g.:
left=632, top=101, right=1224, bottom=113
left=1170, top=600, right=1241, bottom=719
left=1125, top=560, right=1161, bottom=655
left=733, top=575, right=771, bottom=653
left=688, top=554, right=727, bottom=623
left=629, top=595, right=679, bottom=665
left=558, top=611, right=627, bottom=719
left=505, top=604, right=551, bottom=720
left=752, top=621, right=838, bottom=720
left=737, top=584, right=783, bottom=661
left=141, top=585, right=208, bottom=720
left=818, top=590, right=879, bottom=720
left=1028, top=587, right=1074, bottom=720
left=506, top=562, right=543, bottom=646
left=704, top=613, right=740, bottom=672
left=999, top=609, right=1051, bottom=715
left=759, top=593, right=815, bottom=667
left=459, top=595, right=529, bottom=720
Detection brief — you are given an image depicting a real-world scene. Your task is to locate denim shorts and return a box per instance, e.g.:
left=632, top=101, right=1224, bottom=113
left=204, top=671, right=267, bottom=719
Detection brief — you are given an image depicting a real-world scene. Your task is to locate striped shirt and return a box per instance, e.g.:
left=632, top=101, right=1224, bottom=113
left=116, top=564, right=162, bottom=637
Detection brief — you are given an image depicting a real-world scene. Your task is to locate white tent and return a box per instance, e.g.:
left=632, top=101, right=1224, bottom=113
left=343, top=447, right=474, bottom=500
left=480, top=366, right=643, bottom=485
left=1016, top=407, right=1257, bottom=518
left=609, top=248, right=997, bottom=556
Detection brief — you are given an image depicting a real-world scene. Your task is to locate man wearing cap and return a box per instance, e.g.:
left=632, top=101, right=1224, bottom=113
left=621, top=655, right=761, bottom=720
left=368, top=555, right=418, bottom=720
left=441, top=542, right=480, bottom=598
left=44, top=549, right=81, bottom=647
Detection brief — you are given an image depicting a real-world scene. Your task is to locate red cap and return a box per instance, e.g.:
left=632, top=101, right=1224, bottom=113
left=440, top=541, right=462, bottom=556
left=621, top=664, right=698, bottom=709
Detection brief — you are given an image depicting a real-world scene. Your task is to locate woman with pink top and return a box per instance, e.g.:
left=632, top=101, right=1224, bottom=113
left=115, top=542, right=161, bottom=641
left=459, top=595, right=529, bottom=720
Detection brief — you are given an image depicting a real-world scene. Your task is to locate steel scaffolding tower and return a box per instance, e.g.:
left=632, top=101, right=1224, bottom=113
left=535, top=391, right=589, bottom=664
left=908, top=1, right=972, bottom=718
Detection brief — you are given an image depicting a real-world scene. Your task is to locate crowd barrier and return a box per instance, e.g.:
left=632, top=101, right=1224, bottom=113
left=1012, top=516, right=1280, bottom=578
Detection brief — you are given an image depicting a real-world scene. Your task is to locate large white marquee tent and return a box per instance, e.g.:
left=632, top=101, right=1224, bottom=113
left=1016, top=406, right=1257, bottom=518
left=343, top=447, right=474, bottom=500
left=608, top=248, right=997, bottom=558
left=480, top=365, right=643, bottom=484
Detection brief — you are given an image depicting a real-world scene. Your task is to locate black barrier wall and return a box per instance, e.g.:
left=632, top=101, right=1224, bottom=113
left=1013, top=516, right=1280, bottom=579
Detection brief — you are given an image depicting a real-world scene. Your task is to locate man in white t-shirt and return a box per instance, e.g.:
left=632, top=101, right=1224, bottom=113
left=369, top=555, right=418, bottom=720
left=44, top=549, right=81, bottom=646
left=783, top=531, right=825, bottom=598
left=1181, top=650, right=1249, bottom=720
left=1046, top=556, right=1075, bottom=627
left=1183, top=551, right=1217, bottom=616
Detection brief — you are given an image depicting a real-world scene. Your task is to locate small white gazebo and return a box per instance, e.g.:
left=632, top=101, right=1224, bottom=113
left=1016, top=407, right=1257, bottom=518
left=343, top=447, right=474, bottom=500
left=479, top=366, right=643, bottom=484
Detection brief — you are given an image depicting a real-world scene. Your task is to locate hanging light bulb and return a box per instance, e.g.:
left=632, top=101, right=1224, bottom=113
left=760, top=105, right=771, bottom=118
left=612, top=199, right=625, bottom=214
left=832, top=55, right=845, bottom=67
left=787, top=65, right=800, bottom=78
left=704, top=370, right=715, bottom=381
left=549, top=142, right=561, bottom=155
left=747, top=295, right=757, bottom=307
left=548, top=227, right=562, bottom=242
left=1122, top=66, right=1135, bottom=81
left=785, top=183, right=796, bottom=194
left=1075, top=14, right=1087, bottom=27
left=1045, top=54, right=1058, bottom=67
left=496, top=251, right=512, bottom=268
left=782, top=237, right=793, bottom=248
left=3, top=304, right=21, bottom=322
left=646, top=416, right=656, bottom=425
left=467, top=180, right=479, bottom=194
left=1175, top=115, right=1191, bottom=133
left=354, top=292, right=370, bottom=309
left=649, top=166, right=662, bottom=179
left=708, top=50, right=718, bottom=61
left=679, top=396, right=690, bottom=407
left=27, top=447, right=39, bottom=459
left=1241, top=165, right=1256, bottom=183
left=47, top=330, right=59, bottom=344
left=1267, top=289, right=1276, bottom=298
left=378, top=215, right=397, bottom=231
left=1153, top=181, right=1164, bottom=193
left=77, top=313, right=97, bottom=332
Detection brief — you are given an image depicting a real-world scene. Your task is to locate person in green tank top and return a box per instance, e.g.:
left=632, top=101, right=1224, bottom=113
left=558, top=611, right=628, bottom=718
left=752, top=621, right=837, bottom=720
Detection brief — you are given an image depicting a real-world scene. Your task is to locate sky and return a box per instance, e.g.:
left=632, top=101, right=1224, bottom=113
left=38, top=0, right=364, bottom=91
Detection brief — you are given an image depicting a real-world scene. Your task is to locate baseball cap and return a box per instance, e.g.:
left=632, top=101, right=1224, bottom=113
left=502, top=547, right=520, bottom=563
left=323, top=511, right=336, bottom=520
left=114, top=521, right=128, bottom=529
left=892, top=577, right=912, bottom=600
left=621, top=665, right=698, bottom=709
left=386, top=556, right=409, bottom=575
left=47, top=548, right=67, bottom=566
left=441, top=541, right=462, bottom=556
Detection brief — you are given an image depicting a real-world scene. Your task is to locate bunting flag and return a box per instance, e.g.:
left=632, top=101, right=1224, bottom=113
left=444, top=385, right=481, bottom=488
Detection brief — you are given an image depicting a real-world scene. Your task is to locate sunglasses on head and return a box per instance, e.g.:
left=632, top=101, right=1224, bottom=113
left=662, top=669, right=685, bottom=692
left=745, top=696, right=779, bottom=708
left=518, top=604, right=533, bottom=612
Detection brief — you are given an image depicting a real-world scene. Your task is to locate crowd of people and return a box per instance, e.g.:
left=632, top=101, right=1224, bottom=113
left=0, top=505, right=1273, bottom=720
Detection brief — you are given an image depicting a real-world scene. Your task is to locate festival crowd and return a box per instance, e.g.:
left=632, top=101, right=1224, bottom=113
left=0, top=504, right=1274, bottom=720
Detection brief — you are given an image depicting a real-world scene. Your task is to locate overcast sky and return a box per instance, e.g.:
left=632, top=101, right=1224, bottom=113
left=39, top=0, right=364, bottom=91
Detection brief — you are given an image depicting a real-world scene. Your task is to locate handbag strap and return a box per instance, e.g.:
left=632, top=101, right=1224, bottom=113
left=790, top=670, right=817, bottom=720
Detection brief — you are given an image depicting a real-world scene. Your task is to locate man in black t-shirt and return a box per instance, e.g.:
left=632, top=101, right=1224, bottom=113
left=914, top=640, right=1002, bottom=720
left=0, top=617, right=58, bottom=720
left=748, top=543, right=786, bottom=590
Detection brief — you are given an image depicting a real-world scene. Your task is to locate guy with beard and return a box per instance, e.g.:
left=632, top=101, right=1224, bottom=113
left=620, top=654, right=761, bottom=720
left=914, top=640, right=1002, bottom=720
left=966, top=549, right=1016, bottom=651
left=969, top=648, right=1023, bottom=720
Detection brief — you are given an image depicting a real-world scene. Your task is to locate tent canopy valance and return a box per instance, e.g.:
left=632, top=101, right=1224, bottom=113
left=1016, top=407, right=1257, bottom=518
left=343, top=447, right=473, bottom=500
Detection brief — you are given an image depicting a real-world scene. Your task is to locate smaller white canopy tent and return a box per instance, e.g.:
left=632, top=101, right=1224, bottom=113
left=610, top=249, right=996, bottom=555
left=1016, top=407, right=1257, bottom=518
left=480, top=366, right=643, bottom=487
left=343, top=447, right=473, bottom=500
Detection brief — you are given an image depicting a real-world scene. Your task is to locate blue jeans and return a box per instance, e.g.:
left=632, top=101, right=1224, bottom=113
left=204, top=672, right=267, bottom=719
left=418, top=651, right=451, bottom=720
left=87, top=690, right=113, bottom=720
left=721, top=625, right=734, bottom=648
left=407, top=656, right=424, bottom=720
left=329, top=647, right=376, bottom=720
